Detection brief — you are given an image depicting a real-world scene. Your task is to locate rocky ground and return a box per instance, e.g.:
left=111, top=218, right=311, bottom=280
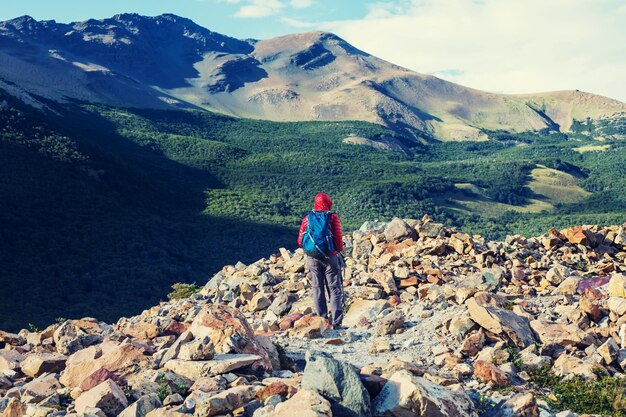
left=2, top=215, right=626, bottom=417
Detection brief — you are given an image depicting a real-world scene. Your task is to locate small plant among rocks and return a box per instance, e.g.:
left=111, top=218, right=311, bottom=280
left=529, top=366, right=626, bottom=416
left=167, top=283, right=202, bottom=300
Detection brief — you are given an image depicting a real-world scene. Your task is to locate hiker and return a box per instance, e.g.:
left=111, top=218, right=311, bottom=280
left=297, top=192, right=345, bottom=329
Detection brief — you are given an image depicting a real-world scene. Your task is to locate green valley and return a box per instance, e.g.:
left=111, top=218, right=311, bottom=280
left=1, top=90, right=625, bottom=331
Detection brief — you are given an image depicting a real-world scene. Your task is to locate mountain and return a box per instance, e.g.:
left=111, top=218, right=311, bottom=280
left=1, top=14, right=625, bottom=140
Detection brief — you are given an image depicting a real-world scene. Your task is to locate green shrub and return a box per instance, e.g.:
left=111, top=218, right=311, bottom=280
left=167, top=283, right=202, bottom=300
left=529, top=367, right=626, bottom=416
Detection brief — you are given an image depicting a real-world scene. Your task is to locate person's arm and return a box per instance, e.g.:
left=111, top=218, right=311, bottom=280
left=330, top=213, right=344, bottom=252
left=297, top=215, right=308, bottom=247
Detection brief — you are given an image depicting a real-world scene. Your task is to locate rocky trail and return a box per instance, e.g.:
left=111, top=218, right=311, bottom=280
left=2, top=215, right=626, bottom=417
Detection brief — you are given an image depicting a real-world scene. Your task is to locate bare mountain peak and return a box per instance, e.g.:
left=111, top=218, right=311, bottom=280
left=0, top=13, right=623, bottom=140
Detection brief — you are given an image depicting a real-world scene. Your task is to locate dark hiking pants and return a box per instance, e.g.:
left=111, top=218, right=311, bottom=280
left=307, top=254, right=343, bottom=326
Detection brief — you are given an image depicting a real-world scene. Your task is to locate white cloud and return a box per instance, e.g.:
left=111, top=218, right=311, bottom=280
left=290, top=0, right=315, bottom=8
left=281, top=16, right=316, bottom=28
left=235, top=0, right=285, bottom=18
left=318, top=0, right=626, bottom=102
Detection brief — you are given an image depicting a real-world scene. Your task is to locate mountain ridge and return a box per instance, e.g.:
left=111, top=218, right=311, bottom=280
left=1, top=13, right=625, bottom=140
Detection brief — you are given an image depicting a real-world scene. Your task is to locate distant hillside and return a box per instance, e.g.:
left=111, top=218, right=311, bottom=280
left=1, top=14, right=625, bottom=140
left=2, top=85, right=626, bottom=331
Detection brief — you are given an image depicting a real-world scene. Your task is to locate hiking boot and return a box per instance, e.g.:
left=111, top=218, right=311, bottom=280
left=332, top=324, right=347, bottom=331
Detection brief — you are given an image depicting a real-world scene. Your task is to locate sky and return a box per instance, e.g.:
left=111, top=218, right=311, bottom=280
left=1, top=0, right=625, bottom=102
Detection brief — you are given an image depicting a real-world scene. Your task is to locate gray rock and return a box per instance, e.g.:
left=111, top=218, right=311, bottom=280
left=466, top=298, right=535, bottom=348
left=269, top=292, right=292, bottom=316
left=373, top=370, right=476, bottom=417
left=118, top=394, right=162, bottom=417
left=302, top=351, right=371, bottom=417
left=384, top=218, right=417, bottom=243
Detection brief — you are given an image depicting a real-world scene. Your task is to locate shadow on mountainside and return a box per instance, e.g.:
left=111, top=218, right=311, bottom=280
left=0, top=100, right=295, bottom=332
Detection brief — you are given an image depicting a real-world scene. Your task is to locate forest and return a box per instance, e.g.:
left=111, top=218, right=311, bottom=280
left=1, top=90, right=625, bottom=330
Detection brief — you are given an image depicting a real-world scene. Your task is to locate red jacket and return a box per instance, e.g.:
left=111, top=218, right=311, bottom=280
left=297, top=193, right=344, bottom=254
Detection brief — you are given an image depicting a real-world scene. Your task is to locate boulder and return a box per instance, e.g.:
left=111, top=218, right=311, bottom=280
left=597, top=338, right=619, bottom=364
left=375, top=311, right=404, bottom=336
left=608, top=273, right=626, bottom=298
left=608, top=297, right=626, bottom=316
left=563, top=226, right=596, bottom=246
left=0, top=331, right=25, bottom=347
left=177, top=337, right=215, bottom=361
left=0, top=398, right=26, bottom=417
left=556, top=277, right=581, bottom=295
left=19, top=373, right=61, bottom=403
left=255, top=382, right=293, bottom=403
left=20, top=353, right=67, bottom=378
left=492, top=393, right=538, bottom=417
left=80, top=368, right=122, bottom=392
left=552, top=354, right=601, bottom=380
left=188, top=304, right=272, bottom=372
left=384, top=218, right=417, bottom=243
left=249, top=293, right=271, bottom=312
left=373, top=370, right=476, bottom=417
left=163, top=354, right=261, bottom=379
left=75, top=379, right=128, bottom=417
left=53, top=320, right=102, bottom=355
left=466, top=298, right=535, bottom=347
left=269, top=292, right=292, bottom=316
left=60, top=341, right=149, bottom=388
left=193, top=385, right=257, bottom=417
left=290, top=316, right=330, bottom=339
left=272, top=389, right=332, bottom=417
left=372, top=271, right=398, bottom=294
left=473, top=360, right=509, bottom=386
left=145, top=408, right=188, bottom=417
left=0, top=350, right=25, bottom=372
left=301, top=351, right=371, bottom=417
left=343, top=300, right=390, bottom=328
left=119, top=394, right=162, bottom=417
left=529, top=320, right=584, bottom=347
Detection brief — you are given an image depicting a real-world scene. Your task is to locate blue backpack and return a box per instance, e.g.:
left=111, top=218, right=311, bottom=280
left=302, top=210, right=336, bottom=257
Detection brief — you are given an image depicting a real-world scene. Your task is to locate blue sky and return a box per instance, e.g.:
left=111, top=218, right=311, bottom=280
left=0, top=0, right=369, bottom=39
left=2, top=0, right=625, bottom=102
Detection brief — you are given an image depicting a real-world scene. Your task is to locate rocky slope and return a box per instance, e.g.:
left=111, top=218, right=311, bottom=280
left=2, top=216, right=626, bottom=416
left=1, top=14, right=625, bottom=140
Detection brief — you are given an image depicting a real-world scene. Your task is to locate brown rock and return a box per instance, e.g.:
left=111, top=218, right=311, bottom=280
left=466, top=298, right=535, bottom=347
left=188, top=304, right=273, bottom=372
left=290, top=315, right=330, bottom=339
left=553, top=354, right=602, bottom=380
left=459, top=330, right=485, bottom=357
left=375, top=311, right=404, bottom=336
left=579, top=297, right=603, bottom=322
left=372, top=270, right=398, bottom=294
left=273, top=389, right=332, bottom=417
left=0, top=398, right=26, bottom=417
left=597, top=338, right=620, bottom=364
left=193, top=385, right=257, bottom=417
left=80, top=368, right=121, bottom=392
left=0, top=331, right=25, bottom=347
left=164, top=354, right=261, bottom=378
left=75, top=379, right=129, bottom=417
left=256, top=382, right=293, bottom=402
left=20, top=352, right=67, bottom=378
left=60, top=341, right=149, bottom=389
left=493, top=393, right=538, bottom=417
left=529, top=320, right=584, bottom=347
left=279, top=313, right=304, bottom=330
left=563, top=226, right=596, bottom=247
left=473, top=360, right=509, bottom=386
left=608, top=273, right=626, bottom=298
left=0, top=350, right=25, bottom=372
left=373, top=370, right=477, bottom=417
